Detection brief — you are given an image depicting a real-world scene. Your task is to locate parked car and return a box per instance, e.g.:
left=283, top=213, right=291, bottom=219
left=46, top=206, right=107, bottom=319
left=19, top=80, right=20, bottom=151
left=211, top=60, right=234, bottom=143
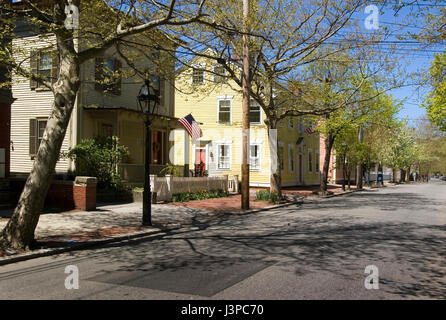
left=440, top=176, right=446, bottom=181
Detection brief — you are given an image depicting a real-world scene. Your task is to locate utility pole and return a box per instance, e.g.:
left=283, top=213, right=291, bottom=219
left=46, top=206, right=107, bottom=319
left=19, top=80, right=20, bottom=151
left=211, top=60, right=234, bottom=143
left=241, top=0, right=250, bottom=210
left=356, top=125, right=364, bottom=189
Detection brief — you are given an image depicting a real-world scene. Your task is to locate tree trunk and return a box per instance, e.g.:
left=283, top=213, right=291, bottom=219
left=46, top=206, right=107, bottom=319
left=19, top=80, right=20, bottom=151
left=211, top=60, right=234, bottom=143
left=356, top=126, right=364, bottom=189
left=320, top=133, right=335, bottom=194
left=268, top=123, right=282, bottom=198
left=1, top=30, right=80, bottom=250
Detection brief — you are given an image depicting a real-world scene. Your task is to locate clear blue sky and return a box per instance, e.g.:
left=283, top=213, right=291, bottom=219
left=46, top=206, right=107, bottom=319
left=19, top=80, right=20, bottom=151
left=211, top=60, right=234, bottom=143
left=370, top=4, right=444, bottom=125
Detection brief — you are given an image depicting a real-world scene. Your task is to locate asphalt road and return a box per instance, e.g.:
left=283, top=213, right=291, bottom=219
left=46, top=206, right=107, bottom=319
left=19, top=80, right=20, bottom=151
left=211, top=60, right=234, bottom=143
left=0, top=182, right=445, bottom=300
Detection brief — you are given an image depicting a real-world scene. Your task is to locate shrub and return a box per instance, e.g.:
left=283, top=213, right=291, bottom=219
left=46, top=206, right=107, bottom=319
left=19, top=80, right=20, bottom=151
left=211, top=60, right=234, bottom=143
left=171, top=189, right=229, bottom=202
left=66, top=136, right=129, bottom=190
left=256, top=189, right=279, bottom=203
left=160, top=163, right=183, bottom=177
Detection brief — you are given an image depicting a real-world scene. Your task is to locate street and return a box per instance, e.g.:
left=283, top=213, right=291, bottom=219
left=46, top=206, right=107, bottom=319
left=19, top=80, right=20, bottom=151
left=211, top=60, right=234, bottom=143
left=0, top=182, right=445, bottom=300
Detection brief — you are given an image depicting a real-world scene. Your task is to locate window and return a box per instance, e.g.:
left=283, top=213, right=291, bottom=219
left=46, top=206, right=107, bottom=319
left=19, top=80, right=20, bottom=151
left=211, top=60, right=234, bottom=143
left=29, top=118, right=47, bottom=157
left=151, top=130, right=166, bottom=165
left=218, top=99, right=231, bottom=124
left=249, top=100, right=261, bottom=124
left=315, top=151, right=320, bottom=173
left=278, top=144, right=284, bottom=171
left=30, top=50, right=58, bottom=89
left=250, top=144, right=261, bottom=170
left=95, top=57, right=122, bottom=95
left=192, top=67, right=204, bottom=85
left=38, top=52, right=52, bottom=83
left=288, top=144, right=295, bottom=172
left=288, top=118, right=294, bottom=129
left=217, top=144, right=231, bottom=170
left=308, top=149, right=313, bottom=173
left=213, top=65, right=226, bottom=83
left=298, top=118, right=304, bottom=134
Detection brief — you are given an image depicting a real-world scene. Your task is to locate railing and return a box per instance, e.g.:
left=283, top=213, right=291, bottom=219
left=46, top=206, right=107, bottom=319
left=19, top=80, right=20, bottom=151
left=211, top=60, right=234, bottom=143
left=227, top=175, right=239, bottom=193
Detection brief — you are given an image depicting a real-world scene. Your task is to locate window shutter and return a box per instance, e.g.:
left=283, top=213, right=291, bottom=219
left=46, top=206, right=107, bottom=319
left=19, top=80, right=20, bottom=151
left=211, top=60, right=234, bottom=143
left=30, top=51, right=38, bottom=89
left=51, top=51, right=59, bottom=84
left=29, top=119, right=37, bottom=156
left=159, top=78, right=165, bottom=108
left=113, top=58, right=122, bottom=96
left=94, top=57, right=103, bottom=92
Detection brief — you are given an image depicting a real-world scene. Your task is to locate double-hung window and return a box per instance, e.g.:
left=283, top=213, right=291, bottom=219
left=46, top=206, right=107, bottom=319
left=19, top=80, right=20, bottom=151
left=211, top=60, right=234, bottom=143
left=218, top=99, right=231, bottom=124
left=217, top=144, right=231, bottom=170
left=288, top=144, right=295, bottom=172
left=250, top=144, right=261, bottom=170
left=213, top=65, right=226, bottom=83
left=192, top=66, right=205, bottom=85
left=249, top=100, right=261, bottom=124
left=308, top=149, right=313, bottom=173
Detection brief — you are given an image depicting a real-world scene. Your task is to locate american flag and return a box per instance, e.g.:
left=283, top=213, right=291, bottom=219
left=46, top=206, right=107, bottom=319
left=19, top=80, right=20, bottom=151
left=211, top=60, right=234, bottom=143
left=305, top=122, right=316, bottom=135
left=179, top=114, right=202, bottom=140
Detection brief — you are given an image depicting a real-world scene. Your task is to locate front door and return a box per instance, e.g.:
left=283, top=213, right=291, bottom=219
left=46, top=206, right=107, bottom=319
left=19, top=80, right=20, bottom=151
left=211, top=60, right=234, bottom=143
left=195, top=148, right=207, bottom=171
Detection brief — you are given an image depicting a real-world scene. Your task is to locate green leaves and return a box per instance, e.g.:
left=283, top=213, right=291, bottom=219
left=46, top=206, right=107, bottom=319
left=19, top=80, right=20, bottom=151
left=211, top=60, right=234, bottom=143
left=66, top=136, right=129, bottom=190
left=424, top=51, right=446, bottom=131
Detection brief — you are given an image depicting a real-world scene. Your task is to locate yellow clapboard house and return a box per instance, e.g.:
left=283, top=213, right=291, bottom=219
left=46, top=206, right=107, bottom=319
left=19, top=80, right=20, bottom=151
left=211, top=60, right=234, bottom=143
left=173, top=56, right=320, bottom=188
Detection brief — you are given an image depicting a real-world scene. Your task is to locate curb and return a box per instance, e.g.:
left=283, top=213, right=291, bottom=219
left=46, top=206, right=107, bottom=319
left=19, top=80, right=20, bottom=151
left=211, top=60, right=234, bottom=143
left=0, top=228, right=177, bottom=267
left=0, top=199, right=305, bottom=266
left=223, top=197, right=305, bottom=216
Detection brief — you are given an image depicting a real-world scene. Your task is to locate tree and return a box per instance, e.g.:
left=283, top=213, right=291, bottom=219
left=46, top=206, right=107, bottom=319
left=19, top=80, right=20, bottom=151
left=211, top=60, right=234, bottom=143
left=424, top=51, right=446, bottom=131
left=168, top=0, right=400, bottom=197
left=0, top=0, right=208, bottom=250
left=379, top=123, right=418, bottom=183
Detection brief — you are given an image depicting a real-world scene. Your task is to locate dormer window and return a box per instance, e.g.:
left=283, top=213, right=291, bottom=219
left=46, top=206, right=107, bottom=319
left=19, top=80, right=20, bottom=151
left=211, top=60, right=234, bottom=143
left=192, top=66, right=205, bottom=85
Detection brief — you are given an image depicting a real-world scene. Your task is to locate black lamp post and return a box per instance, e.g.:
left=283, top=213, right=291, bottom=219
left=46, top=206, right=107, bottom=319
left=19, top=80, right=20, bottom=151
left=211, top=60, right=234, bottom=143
left=137, top=76, right=160, bottom=226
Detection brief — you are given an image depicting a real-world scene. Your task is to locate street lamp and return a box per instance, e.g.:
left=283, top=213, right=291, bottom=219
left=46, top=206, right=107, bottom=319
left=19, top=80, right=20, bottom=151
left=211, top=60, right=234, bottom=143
left=137, top=76, right=160, bottom=226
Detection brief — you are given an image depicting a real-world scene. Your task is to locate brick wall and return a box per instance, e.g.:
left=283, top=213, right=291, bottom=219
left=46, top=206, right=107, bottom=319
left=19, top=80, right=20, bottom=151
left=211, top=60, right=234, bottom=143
left=10, top=176, right=97, bottom=211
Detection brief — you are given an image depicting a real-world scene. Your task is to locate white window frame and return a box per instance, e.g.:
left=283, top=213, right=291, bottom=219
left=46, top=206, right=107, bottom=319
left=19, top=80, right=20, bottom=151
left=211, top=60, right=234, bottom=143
left=308, top=148, right=313, bottom=173
left=213, top=65, right=226, bottom=83
left=298, top=118, right=304, bottom=134
left=216, top=143, right=231, bottom=170
left=249, top=143, right=261, bottom=171
left=288, top=144, right=295, bottom=172
left=249, top=99, right=262, bottom=125
left=217, top=96, right=233, bottom=125
left=191, top=63, right=205, bottom=85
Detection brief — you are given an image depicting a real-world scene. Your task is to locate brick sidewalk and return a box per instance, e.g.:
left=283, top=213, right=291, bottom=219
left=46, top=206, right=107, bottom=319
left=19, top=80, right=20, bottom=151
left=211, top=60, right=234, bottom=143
left=170, top=195, right=273, bottom=214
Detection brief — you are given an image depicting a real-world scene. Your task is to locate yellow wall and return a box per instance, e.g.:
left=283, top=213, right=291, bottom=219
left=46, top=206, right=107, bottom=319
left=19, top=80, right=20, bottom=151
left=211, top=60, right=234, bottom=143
left=174, top=56, right=320, bottom=186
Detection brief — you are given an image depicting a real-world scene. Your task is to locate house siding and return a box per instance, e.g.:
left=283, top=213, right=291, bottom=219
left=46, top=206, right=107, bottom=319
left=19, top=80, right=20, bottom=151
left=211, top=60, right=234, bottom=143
left=10, top=35, right=72, bottom=175
left=174, top=57, right=320, bottom=186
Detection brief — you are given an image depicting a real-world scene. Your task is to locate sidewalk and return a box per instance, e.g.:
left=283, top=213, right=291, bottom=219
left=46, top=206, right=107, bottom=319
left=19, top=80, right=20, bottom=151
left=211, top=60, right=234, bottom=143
left=0, top=184, right=366, bottom=262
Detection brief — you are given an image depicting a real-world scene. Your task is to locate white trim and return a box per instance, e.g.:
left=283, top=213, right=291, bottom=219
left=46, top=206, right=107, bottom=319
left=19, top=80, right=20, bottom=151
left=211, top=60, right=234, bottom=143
left=216, top=142, right=231, bottom=170
left=249, top=143, right=261, bottom=171
left=217, top=96, right=233, bottom=125
left=250, top=182, right=270, bottom=188
left=213, top=65, right=226, bottom=83
left=191, top=63, right=205, bottom=85
left=249, top=99, right=262, bottom=125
